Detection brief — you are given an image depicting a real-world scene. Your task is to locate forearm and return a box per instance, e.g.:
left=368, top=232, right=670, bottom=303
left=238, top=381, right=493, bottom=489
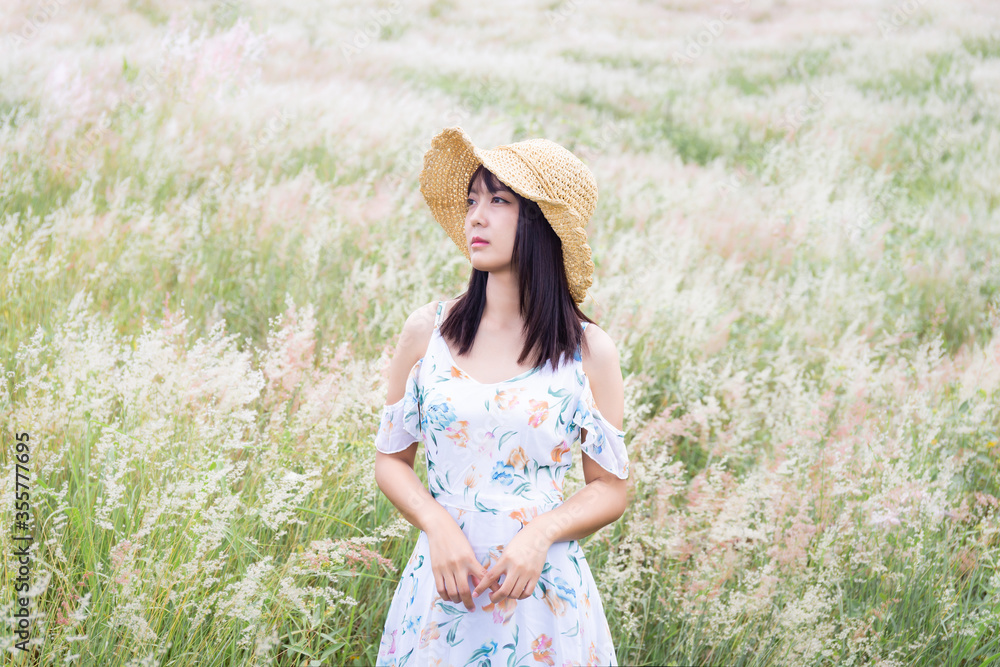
left=530, top=478, right=627, bottom=545
left=374, top=456, right=455, bottom=536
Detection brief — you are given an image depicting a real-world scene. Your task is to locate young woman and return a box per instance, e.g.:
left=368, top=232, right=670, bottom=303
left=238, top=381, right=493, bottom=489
left=373, top=126, right=631, bottom=666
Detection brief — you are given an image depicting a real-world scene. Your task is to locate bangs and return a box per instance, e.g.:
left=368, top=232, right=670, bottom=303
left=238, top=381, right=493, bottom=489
left=468, top=164, right=515, bottom=196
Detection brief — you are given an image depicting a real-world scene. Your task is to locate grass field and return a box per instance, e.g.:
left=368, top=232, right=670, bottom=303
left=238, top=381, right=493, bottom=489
left=2, top=0, right=999, bottom=665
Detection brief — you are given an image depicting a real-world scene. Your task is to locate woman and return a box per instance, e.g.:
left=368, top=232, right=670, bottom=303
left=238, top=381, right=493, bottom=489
left=373, top=126, right=631, bottom=666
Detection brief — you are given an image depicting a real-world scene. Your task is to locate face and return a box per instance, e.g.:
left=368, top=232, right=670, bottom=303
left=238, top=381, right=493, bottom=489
left=465, top=172, right=520, bottom=275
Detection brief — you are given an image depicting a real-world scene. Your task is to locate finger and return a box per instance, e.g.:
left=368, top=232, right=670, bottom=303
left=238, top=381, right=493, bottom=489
left=446, top=573, right=461, bottom=603
left=469, top=561, right=484, bottom=595
left=479, top=565, right=503, bottom=595
left=435, top=574, right=446, bottom=601
left=472, top=567, right=495, bottom=598
left=512, top=576, right=529, bottom=600
left=459, top=577, right=475, bottom=611
left=491, top=573, right=516, bottom=603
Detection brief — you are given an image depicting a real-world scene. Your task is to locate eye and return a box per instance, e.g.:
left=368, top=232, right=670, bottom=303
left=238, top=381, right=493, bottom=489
left=492, top=196, right=507, bottom=204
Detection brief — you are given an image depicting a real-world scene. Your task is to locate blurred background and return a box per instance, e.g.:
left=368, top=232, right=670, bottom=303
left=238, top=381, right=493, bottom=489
left=1, top=0, right=999, bottom=665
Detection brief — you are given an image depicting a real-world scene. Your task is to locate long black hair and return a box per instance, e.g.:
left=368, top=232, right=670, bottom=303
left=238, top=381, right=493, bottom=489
left=439, top=164, right=594, bottom=373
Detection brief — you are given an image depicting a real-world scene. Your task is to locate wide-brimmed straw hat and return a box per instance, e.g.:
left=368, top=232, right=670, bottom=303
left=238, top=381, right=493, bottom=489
left=418, top=126, right=599, bottom=304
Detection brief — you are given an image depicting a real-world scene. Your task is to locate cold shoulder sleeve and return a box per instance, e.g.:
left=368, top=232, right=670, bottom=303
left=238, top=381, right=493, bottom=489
left=373, top=359, right=423, bottom=454
left=571, top=372, right=630, bottom=480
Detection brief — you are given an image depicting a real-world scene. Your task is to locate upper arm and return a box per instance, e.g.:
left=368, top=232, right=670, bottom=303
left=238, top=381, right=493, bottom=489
left=384, top=301, right=437, bottom=404
left=376, top=301, right=437, bottom=468
left=579, top=324, right=629, bottom=499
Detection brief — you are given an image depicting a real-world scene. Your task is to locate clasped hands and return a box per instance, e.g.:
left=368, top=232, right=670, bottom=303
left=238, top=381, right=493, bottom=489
left=428, top=518, right=552, bottom=611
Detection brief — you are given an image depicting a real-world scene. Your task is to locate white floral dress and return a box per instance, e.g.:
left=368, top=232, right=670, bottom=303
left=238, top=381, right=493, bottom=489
left=373, top=300, right=631, bottom=667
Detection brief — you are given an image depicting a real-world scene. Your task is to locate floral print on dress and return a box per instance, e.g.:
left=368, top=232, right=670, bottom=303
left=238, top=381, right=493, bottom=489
left=374, top=301, right=630, bottom=666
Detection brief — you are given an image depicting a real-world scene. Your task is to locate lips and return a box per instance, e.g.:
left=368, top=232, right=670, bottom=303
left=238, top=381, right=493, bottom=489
left=471, top=237, right=489, bottom=246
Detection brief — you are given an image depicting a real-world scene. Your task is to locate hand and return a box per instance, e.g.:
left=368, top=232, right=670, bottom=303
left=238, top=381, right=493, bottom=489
left=425, top=518, right=500, bottom=611
left=472, top=523, right=552, bottom=604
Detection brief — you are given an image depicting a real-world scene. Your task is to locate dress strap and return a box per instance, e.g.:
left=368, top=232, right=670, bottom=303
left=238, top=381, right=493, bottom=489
left=434, top=300, right=445, bottom=329
left=576, top=321, right=588, bottom=359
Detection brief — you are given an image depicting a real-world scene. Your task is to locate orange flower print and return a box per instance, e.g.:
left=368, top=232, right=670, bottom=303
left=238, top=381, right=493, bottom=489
left=528, top=399, right=549, bottom=427
left=464, top=469, right=479, bottom=489
left=542, top=586, right=570, bottom=616
left=483, top=543, right=503, bottom=567
left=419, top=621, right=440, bottom=648
left=481, top=594, right=518, bottom=624
left=587, top=641, right=598, bottom=665
left=450, top=365, right=471, bottom=380
left=509, top=506, right=540, bottom=528
left=549, top=441, right=570, bottom=463
left=506, top=446, right=528, bottom=471
left=494, top=388, right=521, bottom=410
left=531, top=634, right=555, bottom=665
left=445, top=419, right=470, bottom=447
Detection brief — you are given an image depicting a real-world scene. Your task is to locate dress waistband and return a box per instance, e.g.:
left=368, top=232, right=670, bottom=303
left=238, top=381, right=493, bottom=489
left=432, top=491, right=562, bottom=515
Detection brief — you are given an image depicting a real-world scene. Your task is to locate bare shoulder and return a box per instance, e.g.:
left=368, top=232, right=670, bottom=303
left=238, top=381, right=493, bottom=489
left=380, top=300, right=437, bottom=405
left=578, top=321, right=626, bottom=451
left=580, top=322, right=621, bottom=375
left=396, top=300, right=439, bottom=362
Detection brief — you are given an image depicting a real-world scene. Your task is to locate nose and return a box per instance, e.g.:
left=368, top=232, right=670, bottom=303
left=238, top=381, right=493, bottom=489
left=466, top=197, right=486, bottom=229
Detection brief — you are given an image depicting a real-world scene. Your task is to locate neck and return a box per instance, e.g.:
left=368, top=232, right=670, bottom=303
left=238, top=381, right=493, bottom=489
left=481, top=271, right=522, bottom=330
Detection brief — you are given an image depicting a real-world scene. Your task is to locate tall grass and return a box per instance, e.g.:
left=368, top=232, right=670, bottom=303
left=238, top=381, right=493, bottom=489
left=1, top=1, right=999, bottom=665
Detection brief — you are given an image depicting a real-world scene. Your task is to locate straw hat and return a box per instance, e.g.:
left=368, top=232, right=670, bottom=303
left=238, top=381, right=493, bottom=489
left=418, top=126, right=599, bottom=304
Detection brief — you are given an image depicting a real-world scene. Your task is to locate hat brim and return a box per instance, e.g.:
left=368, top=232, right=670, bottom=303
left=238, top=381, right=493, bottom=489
left=419, top=127, right=594, bottom=304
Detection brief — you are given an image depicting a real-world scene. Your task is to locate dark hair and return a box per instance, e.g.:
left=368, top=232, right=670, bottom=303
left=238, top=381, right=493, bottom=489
left=440, top=164, right=594, bottom=373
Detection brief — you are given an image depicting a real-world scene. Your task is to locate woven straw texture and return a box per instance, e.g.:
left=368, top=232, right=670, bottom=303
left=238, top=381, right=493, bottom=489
left=418, top=126, right=599, bottom=304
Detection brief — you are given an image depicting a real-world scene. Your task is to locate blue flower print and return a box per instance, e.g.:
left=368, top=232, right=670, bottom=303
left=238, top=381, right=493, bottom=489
left=406, top=572, right=418, bottom=607
left=491, top=461, right=515, bottom=486
left=577, top=402, right=607, bottom=456
left=424, top=398, right=458, bottom=432
left=465, top=639, right=498, bottom=665
left=401, top=614, right=422, bottom=634
left=588, top=429, right=606, bottom=455
left=373, top=308, right=626, bottom=665
left=553, top=575, right=578, bottom=608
